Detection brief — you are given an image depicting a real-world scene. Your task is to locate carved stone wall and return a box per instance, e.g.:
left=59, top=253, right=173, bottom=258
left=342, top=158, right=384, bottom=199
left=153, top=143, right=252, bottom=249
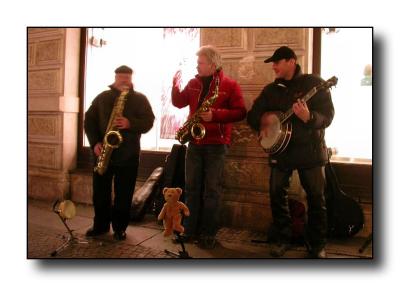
left=28, top=28, right=81, bottom=201
left=201, top=28, right=313, bottom=231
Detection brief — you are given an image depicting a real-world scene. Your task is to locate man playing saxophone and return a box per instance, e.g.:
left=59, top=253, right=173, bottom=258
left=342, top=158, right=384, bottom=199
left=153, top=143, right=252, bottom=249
left=84, top=65, right=155, bottom=241
left=171, top=45, right=246, bottom=249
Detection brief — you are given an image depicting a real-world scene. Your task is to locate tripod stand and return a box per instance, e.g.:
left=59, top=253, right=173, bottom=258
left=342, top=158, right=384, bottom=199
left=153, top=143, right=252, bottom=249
left=164, top=231, right=192, bottom=258
left=358, top=232, right=372, bottom=253
left=50, top=200, right=88, bottom=257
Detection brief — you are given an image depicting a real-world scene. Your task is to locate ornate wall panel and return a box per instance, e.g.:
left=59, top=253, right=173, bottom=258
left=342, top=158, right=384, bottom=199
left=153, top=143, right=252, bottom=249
left=28, top=28, right=64, bottom=37
left=223, top=157, right=269, bottom=190
left=236, top=55, right=256, bottom=83
left=251, top=59, right=276, bottom=85
left=201, top=28, right=247, bottom=54
left=240, top=85, right=263, bottom=111
left=28, top=143, right=61, bottom=169
left=28, top=28, right=65, bottom=68
left=253, top=28, right=305, bottom=52
left=230, top=121, right=253, bottom=147
left=28, top=68, right=63, bottom=95
left=223, top=56, right=275, bottom=85
left=35, top=38, right=64, bottom=66
left=28, top=169, right=70, bottom=201
left=229, top=122, right=266, bottom=158
left=28, top=113, right=62, bottom=142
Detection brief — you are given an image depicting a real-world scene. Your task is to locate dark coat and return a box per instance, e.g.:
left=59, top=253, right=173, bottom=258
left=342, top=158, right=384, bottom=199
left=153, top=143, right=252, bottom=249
left=84, top=86, right=155, bottom=166
left=247, top=65, right=335, bottom=170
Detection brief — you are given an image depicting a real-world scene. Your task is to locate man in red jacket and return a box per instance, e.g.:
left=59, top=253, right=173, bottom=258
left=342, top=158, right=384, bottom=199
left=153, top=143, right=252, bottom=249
left=172, top=45, right=246, bottom=249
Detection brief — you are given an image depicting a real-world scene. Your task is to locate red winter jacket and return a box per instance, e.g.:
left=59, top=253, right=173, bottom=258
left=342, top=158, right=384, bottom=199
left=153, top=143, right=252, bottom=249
left=172, top=70, right=246, bottom=145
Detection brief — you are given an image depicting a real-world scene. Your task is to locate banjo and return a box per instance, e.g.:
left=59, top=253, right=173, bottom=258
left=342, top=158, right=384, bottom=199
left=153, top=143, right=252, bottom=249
left=259, top=76, right=338, bottom=154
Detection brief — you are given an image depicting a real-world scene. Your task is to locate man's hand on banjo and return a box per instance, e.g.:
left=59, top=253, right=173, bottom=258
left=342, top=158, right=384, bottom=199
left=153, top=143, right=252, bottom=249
left=293, top=99, right=311, bottom=123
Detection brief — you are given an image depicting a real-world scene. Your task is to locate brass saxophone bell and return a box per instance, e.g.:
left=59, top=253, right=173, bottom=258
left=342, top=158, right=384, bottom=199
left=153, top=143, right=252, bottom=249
left=175, top=75, right=220, bottom=144
left=104, top=130, right=123, bottom=149
left=190, top=123, right=206, bottom=140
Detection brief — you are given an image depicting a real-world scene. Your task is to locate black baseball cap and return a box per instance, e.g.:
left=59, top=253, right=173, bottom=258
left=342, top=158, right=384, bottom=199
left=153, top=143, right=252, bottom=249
left=115, top=65, right=133, bottom=74
left=264, top=46, right=297, bottom=63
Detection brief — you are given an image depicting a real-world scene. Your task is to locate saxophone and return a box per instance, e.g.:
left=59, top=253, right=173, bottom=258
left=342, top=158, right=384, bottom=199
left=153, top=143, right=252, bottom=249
left=175, top=76, right=220, bottom=144
left=94, top=88, right=129, bottom=175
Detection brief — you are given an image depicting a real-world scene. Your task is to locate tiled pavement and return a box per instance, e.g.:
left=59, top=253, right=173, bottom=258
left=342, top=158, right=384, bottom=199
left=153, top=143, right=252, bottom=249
left=28, top=199, right=372, bottom=259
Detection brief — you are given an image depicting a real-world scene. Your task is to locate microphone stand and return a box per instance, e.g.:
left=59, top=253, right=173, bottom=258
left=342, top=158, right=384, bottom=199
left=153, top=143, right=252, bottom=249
left=50, top=200, right=88, bottom=257
left=358, top=232, right=372, bottom=253
left=164, top=231, right=192, bottom=258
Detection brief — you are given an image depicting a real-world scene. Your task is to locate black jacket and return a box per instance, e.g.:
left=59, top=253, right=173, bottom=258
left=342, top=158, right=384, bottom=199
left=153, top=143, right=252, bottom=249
left=84, top=86, right=155, bottom=166
left=247, top=65, right=335, bottom=170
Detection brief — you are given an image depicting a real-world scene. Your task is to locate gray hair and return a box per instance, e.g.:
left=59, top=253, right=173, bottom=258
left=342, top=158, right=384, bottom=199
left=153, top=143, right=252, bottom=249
left=196, top=45, right=222, bottom=69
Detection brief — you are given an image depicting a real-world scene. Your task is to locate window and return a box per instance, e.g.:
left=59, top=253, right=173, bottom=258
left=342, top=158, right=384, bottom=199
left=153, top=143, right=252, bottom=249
left=320, top=28, right=372, bottom=162
left=83, top=28, right=200, bottom=151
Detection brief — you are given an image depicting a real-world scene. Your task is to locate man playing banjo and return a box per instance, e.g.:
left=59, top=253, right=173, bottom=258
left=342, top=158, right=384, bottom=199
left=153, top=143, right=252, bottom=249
left=247, top=46, right=335, bottom=258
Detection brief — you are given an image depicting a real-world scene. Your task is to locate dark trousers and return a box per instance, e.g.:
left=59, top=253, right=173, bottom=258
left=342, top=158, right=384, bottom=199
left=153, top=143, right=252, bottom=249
left=183, top=143, right=227, bottom=237
left=269, top=166, right=327, bottom=250
left=92, top=161, right=138, bottom=232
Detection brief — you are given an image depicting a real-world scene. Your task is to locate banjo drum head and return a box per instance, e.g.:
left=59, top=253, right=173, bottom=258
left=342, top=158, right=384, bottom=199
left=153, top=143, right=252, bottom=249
left=260, top=113, right=282, bottom=150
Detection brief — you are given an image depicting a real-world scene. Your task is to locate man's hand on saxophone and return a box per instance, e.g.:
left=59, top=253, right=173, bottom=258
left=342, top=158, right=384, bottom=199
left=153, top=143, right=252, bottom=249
left=114, top=116, right=131, bottom=129
left=198, top=110, right=213, bottom=122
left=93, top=115, right=130, bottom=158
left=94, top=142, right=103, bottom=157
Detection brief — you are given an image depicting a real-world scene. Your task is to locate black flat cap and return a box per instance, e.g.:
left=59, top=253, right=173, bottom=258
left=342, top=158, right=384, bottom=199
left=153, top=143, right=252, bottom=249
left=264, top=46, right=297, bottom=63
left=115, top=65, right=133, bottom=74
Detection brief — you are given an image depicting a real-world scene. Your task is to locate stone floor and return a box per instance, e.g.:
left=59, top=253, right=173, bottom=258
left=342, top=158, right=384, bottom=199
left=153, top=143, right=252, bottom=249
left=27, top=199, right=372, bottom=259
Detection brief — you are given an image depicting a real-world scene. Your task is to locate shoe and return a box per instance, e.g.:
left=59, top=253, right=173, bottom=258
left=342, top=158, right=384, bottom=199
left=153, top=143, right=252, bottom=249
left=307, top=248, right=327, bottom=258
left=113, top=231, right=127, bottom=241
left=270, top=243, right=290, bottom=257
left=85, top=227, right=109, bottom=237
left=199, top=236, right=217, bottom=249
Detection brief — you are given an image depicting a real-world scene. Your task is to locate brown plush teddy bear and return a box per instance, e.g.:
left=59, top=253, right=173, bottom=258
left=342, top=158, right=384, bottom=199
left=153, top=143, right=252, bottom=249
left=157, top=187, right=190, bottom=237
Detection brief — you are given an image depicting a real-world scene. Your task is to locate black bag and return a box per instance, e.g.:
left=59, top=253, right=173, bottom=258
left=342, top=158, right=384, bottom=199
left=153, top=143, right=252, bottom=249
left=153, top=144, right=187, bottom=216
left=130, top=167, right=163, bottom=221
left=325, top=155, right=364, bottom=238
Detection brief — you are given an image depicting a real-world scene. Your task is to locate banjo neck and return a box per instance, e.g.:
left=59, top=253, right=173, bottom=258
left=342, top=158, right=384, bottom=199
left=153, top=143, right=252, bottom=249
left=280, top=86, right=318, bottom=124
left=279, top=76, right=337, bottom=124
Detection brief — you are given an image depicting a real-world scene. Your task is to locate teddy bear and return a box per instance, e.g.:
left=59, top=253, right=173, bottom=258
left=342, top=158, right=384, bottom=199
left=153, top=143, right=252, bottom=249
left=157, top=187, right=190, bottom=237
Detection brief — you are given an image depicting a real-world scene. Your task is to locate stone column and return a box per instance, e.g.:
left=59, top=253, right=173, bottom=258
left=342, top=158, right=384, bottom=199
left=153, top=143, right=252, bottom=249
left=28, top=28, right=81, bottom=201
